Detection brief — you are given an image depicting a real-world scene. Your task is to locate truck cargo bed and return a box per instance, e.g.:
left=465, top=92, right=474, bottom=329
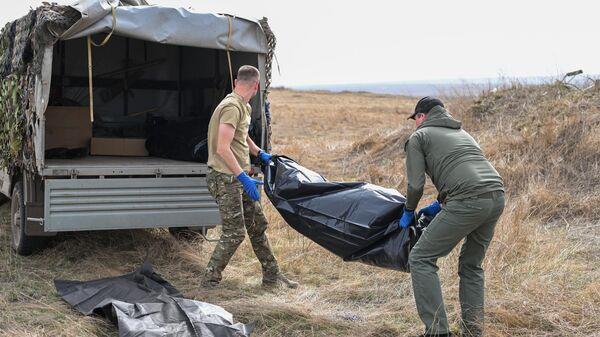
left=42, top=156, right=207, bottom=177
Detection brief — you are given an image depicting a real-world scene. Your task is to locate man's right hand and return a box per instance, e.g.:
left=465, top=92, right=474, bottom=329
left=236, top=172, right=264, bottom=201
left=258, top=150, right=273, bottom=165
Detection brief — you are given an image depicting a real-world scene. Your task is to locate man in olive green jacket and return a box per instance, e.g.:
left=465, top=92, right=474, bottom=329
left=399, top=97, right=505, bottom=337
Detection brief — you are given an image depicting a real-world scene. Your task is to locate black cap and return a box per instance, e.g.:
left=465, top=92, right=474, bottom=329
left=408, top=96, right=444, bottom=120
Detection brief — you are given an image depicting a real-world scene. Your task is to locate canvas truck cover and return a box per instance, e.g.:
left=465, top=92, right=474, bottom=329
left=63, top=0, right=268, bottom=53
left=264, top=156, right=423, bottom=272
left=0, top=0, right=274, bottom=173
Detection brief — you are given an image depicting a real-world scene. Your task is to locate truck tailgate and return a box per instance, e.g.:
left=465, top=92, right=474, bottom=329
left=44, top=177, right=221, bottom=231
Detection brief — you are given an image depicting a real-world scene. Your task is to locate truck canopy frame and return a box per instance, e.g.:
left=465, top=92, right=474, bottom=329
left=0, top=0, right=275, bottom=175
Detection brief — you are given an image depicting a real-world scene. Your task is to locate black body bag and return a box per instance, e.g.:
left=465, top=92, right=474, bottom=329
left=55, top=261, right=253, bottom=337
left=264, top=156, right=426, bottom=272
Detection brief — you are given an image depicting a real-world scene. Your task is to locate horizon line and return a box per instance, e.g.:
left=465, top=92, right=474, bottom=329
left=276, top=72, right=598, bottom=88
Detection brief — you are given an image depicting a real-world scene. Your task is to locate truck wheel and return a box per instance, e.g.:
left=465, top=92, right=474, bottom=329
left=10, top=181, right=45, bottom=255
left=168, top=226, right=215, bottom=241
left=168, top=226, right=200, bottom=240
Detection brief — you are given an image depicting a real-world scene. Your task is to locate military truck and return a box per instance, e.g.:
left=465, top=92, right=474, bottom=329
left=0, top=0, right=276, bottom=255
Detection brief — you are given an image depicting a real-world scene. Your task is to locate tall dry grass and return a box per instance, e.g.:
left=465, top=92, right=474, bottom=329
left=344, top=83, right=600, bottom=336
left=0, top=85, right=598, bottom=337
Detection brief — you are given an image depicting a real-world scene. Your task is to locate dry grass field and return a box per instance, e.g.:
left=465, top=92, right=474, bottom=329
left=0, top=84, right=599, bottom=336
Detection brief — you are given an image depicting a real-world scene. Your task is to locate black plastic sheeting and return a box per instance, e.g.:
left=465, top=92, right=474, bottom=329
left=55, top=261, right=253, bottom=337
left=264, top=156, right=426, bottom=272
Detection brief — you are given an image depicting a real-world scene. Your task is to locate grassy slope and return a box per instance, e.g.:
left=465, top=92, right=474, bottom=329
left=0, top=86, right=598, bottom=337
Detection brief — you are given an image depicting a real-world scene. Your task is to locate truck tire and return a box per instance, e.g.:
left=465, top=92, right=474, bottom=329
left=10, top=181, right=45, bottom=255
left=168, top=226, right=215, bottom=241
left=168, top=226, right=200, bottom=240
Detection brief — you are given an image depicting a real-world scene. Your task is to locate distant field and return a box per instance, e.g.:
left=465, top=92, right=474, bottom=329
left=287, top=76, right=564, bottom=97
left=1, top=86, right=598, bottom=336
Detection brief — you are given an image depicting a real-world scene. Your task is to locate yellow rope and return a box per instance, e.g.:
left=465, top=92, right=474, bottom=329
left=226, top=16, right=235, bottom=91
left=90, top=4, right=117, bottom=47
left=87, top=36, right=94, bottom=122
left=87, top=4, right=117, bottom=123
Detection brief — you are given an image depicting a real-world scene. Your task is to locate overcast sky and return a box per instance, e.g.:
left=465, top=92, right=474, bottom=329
left=3, top=1, right=599, bottom=86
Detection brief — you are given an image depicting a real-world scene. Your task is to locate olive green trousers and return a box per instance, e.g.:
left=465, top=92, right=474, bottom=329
left=409, top=191, right=505, bottom=336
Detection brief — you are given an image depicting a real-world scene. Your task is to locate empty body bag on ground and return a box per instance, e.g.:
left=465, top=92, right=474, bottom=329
left=264, top=156, right=421, bottom=272
left=55, top=261, right=253, bottom=337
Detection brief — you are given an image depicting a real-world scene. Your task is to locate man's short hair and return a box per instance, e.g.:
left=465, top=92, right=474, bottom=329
left=237, top=65, right=260, bottom=82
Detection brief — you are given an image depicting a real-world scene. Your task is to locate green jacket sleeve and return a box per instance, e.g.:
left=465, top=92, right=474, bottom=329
left=405, top=134, right=426, bottom=210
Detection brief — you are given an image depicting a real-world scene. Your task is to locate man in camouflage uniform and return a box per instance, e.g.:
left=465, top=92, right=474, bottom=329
left=202, top=65, right=297, bottom=289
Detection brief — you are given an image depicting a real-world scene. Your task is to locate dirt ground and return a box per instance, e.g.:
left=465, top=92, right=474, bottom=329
left=0, top=88, right=598, bottom=337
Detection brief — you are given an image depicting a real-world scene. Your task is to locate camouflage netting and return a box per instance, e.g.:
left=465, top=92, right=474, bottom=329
left=257, top=17, right=277, bottom=151
left=0, top=75, right=26, bottom=171
left=0, top=4, right=80, bottom=173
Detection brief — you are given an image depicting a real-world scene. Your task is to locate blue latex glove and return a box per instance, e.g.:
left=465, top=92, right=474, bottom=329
left=399, top=209, right=415, bottom=229
left=236, top=172, right=264, bottom=201
left=258, top=150, right=272, bottom=164
left=418, top=200, right=442, bottom=218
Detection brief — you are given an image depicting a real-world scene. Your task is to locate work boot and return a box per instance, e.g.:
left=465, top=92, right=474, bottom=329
left=262, top=273, right=299, bottom=289
left=410, top=333, right=455, bottom=337
left=200, top=267, right=221, bottom=288
left=460, top=321, right=482, bottom=337
left=200, top=277, right=219, bottom=288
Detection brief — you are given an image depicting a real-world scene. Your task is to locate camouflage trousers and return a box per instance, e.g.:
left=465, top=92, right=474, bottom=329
left=204, top=168, right=280, bottom=283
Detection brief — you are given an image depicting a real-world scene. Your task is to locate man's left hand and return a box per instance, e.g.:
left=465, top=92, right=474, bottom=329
left=418, top=200, right=442, bottom=218
left=258, top=150, right=272, bottom=164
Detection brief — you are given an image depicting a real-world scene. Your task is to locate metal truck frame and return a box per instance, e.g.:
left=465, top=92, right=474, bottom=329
left=0, top=1, right=275, bottom=255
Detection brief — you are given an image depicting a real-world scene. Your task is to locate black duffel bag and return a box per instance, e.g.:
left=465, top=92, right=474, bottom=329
left=264, top=156, right=428, bottom=272
left=145, top=116, right=208, bottom=162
